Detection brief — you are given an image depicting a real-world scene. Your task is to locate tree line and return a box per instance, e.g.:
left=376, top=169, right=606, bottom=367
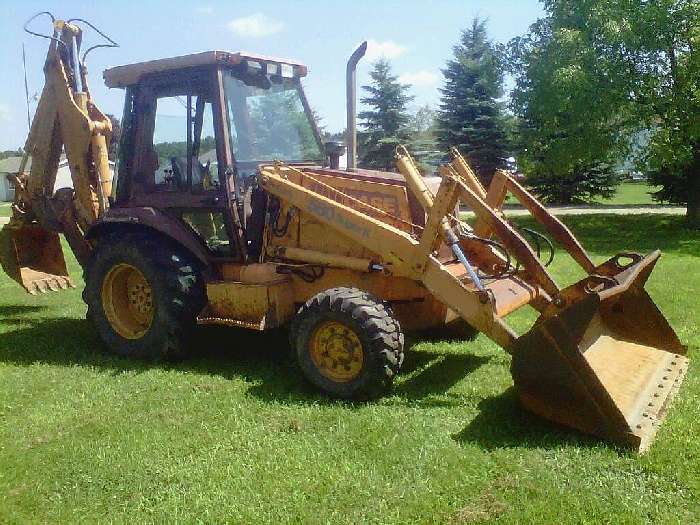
left=356, top=0, right=699, bottom=226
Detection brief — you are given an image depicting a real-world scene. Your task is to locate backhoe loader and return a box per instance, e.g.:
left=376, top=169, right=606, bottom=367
left=0, top=14, right=688, bottom=452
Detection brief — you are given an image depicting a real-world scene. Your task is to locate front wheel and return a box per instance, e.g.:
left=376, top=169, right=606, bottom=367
left=83, top=233, right=205, bottom=360
left=291, top=287, right=404, bottom=400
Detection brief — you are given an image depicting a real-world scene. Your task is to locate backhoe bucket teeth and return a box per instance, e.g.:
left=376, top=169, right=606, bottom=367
left=511, top=251, right=687, bottom=452
left=0, top=223, right=74, bottom=294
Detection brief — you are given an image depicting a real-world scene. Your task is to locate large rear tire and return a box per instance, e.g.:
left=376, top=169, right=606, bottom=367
left=291, top=287, right=404, bottom=400
left=84, top=233, right=206, bottom=360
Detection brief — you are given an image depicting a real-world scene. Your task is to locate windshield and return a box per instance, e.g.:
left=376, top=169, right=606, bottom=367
left=223, top=70, right=323, bottom=164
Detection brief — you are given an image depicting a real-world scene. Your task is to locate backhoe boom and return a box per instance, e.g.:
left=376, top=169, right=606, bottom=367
left=0, top=18, right=112, bottom=292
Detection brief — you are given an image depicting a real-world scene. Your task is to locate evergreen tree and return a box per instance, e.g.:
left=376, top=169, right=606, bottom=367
left=358, top=59, right=413, bottom=171
left=437, top=18, right=510, bottom=185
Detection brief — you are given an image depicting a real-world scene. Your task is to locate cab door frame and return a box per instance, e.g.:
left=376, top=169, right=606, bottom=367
left=120, top=65, right=247, bottom=262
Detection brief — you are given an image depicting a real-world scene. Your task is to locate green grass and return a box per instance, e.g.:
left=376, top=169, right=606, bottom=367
left=504, top=182, right=663, bottom=207
left=1, top=215, right=699, bottom=523
left=595, top=182, right=662, bottom=206
left=0, top=202, right=11, bottom=217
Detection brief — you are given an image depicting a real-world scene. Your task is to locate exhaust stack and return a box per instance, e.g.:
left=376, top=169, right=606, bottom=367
left=346, top=41, right=367, bottom=170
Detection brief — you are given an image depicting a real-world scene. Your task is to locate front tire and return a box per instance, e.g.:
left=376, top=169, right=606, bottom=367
left=291, top=287, right=404, bottom=400
left=84, top=233, right=206, bottom=360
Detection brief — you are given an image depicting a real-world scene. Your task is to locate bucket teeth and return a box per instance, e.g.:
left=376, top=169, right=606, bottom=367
left=26, top=276, right=74, bottom=294
left=0, top=223, right=73, bottom=295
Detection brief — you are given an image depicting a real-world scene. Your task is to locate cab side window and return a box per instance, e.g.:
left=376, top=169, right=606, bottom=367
left=148, top=94, right=219, bottom=192
left=193, top=100, right=220, bottom=189
left=152, top=96, right=188, bottom=187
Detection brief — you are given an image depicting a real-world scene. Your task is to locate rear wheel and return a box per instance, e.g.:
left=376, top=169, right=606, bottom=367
left=84, top=233, right=206, bottom=360
left=291, top=287, right=404, bottom=400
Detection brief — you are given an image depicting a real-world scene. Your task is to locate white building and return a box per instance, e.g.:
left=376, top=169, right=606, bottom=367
left=0, top=156, right=26, bottom=202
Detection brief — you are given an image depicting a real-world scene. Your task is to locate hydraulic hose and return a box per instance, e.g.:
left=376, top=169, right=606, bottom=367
left=445, top=229, right=485, bottom=292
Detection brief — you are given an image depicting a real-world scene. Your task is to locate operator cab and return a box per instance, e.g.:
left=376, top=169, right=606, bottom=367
left=103, top=51, right=324, bottom=262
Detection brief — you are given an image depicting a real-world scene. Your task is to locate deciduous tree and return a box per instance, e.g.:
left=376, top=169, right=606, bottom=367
left=509, top=0, right=699, bottom=218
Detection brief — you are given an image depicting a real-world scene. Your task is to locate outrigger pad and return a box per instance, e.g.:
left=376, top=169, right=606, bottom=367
left=0, top=223, right=74, bottom=294
left=511, top=252, right=688, bottom=452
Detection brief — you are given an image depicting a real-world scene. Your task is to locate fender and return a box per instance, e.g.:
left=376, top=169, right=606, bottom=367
left=85, top=206, right=211, bottom=267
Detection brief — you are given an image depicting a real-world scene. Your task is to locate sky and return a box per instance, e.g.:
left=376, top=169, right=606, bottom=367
left=0, top=0, right=544, bottom=151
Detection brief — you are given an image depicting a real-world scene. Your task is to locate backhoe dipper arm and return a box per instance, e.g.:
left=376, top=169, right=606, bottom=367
left=19, top=19, right=112, bottom=232
left=0, top=17, right=114, bottom=293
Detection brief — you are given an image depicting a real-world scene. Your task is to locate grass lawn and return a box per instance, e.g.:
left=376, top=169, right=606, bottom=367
left=1, top=215, right=698, bottom=523
left=0, top=202, right=11, bottom=217
left=504, top=182, right=663, bottom=207
left=595, top=182, right=662, bottom=206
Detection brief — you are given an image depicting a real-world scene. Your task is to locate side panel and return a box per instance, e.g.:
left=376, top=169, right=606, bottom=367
left=199, top=265, right=449, bottom=332
left=264, top=169, right=418, bottom=264
left=202, top=278, right=295, bottom=330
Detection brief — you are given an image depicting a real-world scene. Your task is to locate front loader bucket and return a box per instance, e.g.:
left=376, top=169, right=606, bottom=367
left=0, top=222, right=74, bottom=294
left=511, top=251, right=688, bottom=452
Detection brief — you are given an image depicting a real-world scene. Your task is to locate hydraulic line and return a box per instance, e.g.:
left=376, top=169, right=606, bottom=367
left=445, top=229, right=485, bottom=292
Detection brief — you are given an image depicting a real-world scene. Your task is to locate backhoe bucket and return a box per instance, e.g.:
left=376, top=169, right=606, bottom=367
left=511, top=251, right=687, bottom=452
left=0, top=222, right=73, bottom=294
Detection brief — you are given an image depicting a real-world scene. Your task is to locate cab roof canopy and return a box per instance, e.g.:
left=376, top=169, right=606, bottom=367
left=103, top=50, right=308, bottom=88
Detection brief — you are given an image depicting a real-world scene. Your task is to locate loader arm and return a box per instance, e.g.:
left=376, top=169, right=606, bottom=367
left=0, top=18, right=113, bottom=293
left=259, top=163, right=524, bottom=349
left=261, top=151, right=688, bottom=452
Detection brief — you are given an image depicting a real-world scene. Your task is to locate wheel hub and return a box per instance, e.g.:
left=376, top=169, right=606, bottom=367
left=101, top=263, right=154, bottom=339
left=309, top=320, right=364, bottom=382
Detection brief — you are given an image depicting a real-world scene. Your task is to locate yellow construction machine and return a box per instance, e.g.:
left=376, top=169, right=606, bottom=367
left=0, top=14, right=688, bottom=452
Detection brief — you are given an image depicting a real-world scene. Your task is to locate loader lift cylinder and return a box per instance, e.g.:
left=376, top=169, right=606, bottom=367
left=395, top=146, right=485, bottom=291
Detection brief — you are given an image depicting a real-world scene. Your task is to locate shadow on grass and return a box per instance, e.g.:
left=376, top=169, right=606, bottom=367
left=0, top=304, right=47, bottom=319
left=0, top=316, right=301, bottom=390
left=393, top=352, right=491, bottom=402
left=0, top=316, right=618, bottom=450
left=0, top=316, right=488, bottom=407
left=453, top=388, right=610, bottom=452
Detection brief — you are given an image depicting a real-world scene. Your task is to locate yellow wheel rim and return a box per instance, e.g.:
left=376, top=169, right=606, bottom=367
left=101, top=263, right=154, bottom=339
left=309, top=320, right=364, bottom=383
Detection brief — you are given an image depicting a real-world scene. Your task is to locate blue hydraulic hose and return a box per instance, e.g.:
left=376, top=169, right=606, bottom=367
left=446, top=229, right=485, bottom=292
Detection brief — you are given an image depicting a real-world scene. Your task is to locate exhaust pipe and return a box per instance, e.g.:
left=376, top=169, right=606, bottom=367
left=346, top=41, right=367, bottom=170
